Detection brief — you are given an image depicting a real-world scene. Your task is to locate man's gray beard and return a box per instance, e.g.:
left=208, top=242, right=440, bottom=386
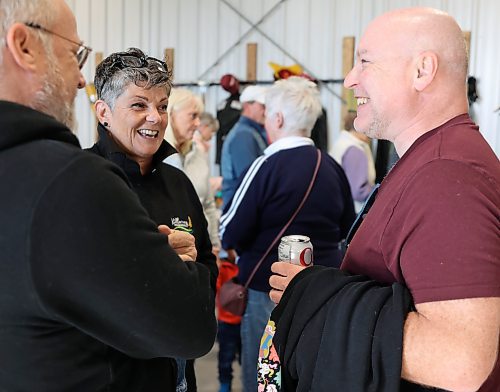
left=367, top=115, right=388, bottom=140
left=32, top=56, right=76, bottom=130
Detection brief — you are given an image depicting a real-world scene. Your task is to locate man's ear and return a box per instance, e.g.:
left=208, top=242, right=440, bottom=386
left=414, top=51, right=438, bottom=92
left=276, top=111, right=284, bottom=129
left=5, top=23, right=39, bottom=71
left=95, top=99, right=112, bottom=126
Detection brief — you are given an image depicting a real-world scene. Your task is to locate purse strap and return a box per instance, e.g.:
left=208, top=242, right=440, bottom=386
left=243, top=149, right=322, bottom=289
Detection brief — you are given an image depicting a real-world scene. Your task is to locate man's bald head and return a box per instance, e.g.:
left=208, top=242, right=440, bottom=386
left=369, top=8, right=468, bottom=83
left=344, top=7, right=469, bottom=155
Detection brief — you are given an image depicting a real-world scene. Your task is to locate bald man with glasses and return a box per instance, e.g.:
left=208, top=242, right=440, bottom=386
left=24, top=22, right=92, bottom=69
left=0, top=1, right=216, bottom=391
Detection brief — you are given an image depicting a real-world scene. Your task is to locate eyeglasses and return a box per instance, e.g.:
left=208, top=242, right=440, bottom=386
left=24, top=22, right=92, bottom=69
left=107, top=52, right=169, bottom=74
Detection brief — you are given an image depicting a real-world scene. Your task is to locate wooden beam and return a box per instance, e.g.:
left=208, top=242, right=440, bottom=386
left=341, top=36, right=356, bottom=129
left=463, top=31, right=471, bottom=65
left=164, top=48, right=175, bottom=79
left=83, top=52, right=104, bottom=143
left=85, top=84, right=97, bottom=106
left=85, top=47, right=98, bottom=112
left=246, top=43, right=257, bottom=82
left=94, top=51, right=103, bottom=67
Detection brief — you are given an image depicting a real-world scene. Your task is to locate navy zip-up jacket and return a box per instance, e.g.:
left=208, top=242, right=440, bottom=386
left=220, top=137, right=355, bottom=292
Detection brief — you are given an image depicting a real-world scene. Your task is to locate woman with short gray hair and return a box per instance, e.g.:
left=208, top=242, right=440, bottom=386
left=87, top=47, right=217, bottom=392
left=220, top=76, right=355, bottom=392
left=264, top=76, right=322, bottom=139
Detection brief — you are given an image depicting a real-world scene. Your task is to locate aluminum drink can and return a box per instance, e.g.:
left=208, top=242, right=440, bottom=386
left=278, top=235, right=313, bottom=266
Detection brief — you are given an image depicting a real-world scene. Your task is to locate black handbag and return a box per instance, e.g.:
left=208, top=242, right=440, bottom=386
left=219, top=149, right=322, bottom=316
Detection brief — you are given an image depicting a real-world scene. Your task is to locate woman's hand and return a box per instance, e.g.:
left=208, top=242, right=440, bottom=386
left=158, top=225, right=197, bottom=262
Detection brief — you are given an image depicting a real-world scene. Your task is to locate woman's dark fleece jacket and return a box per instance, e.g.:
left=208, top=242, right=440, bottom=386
left=87, top=124, right=218, bottom=390
left=87, top=124, right=217, bottom=286
left=0, top=101, right=216, bottom=392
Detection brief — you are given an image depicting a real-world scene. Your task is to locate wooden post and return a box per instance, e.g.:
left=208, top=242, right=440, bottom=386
left=164, top=48, right=175, bottom=79
left=341, top=36, right=356, bottom=129
left=246, top=43, right=257, bottom=82
left=94, top=51, right=103, bottom=67
left=85, top=84, right=97, bottom=106
left=84, top=52, right=103, bottom=110
left=85, top=52, right=104, bottom=142
left=463, top=31, right=471, bottom=65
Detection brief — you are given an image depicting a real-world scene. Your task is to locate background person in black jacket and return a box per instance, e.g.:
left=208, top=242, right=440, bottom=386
left=216, top=74, right=242, bottom=165
left=0, top=1, right=216, bottom=391
left=89, top=47, right=218, bottom=392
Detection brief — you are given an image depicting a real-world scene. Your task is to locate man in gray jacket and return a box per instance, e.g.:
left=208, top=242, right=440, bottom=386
left=220, top=85, right=268, bottom=207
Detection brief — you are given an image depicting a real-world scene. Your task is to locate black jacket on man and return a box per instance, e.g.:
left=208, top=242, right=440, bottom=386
left=0, top=101, right=216, bottom=392
left=264, top=266, right=445, bottom=391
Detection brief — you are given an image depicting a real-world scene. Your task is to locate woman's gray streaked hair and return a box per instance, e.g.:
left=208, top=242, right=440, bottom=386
left=0, top=0, right=56, bottom=64
left=95, top=47, right=172, bottom=108
left=265, top=76, right=322, bottom=137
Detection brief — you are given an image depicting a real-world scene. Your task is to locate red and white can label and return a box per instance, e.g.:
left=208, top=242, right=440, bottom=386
left=278, top=235, right=313, bottom=266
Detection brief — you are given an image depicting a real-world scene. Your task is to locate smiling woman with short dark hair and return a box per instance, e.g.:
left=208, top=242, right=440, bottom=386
left=87, top=47, right=218, bottom=392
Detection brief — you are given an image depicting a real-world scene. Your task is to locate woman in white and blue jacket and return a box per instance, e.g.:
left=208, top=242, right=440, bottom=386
left=219, top=77, right=356, bottom=392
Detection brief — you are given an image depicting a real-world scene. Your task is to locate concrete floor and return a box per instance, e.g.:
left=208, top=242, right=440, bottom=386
left=195, top=342, right=243, bottom=392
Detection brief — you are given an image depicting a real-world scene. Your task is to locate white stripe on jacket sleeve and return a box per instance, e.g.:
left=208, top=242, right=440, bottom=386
left=219, top=155, right=267, bottom=239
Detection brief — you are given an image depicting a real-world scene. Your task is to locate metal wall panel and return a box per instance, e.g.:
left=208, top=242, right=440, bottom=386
left=68, top=0, right=500, bottom=157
